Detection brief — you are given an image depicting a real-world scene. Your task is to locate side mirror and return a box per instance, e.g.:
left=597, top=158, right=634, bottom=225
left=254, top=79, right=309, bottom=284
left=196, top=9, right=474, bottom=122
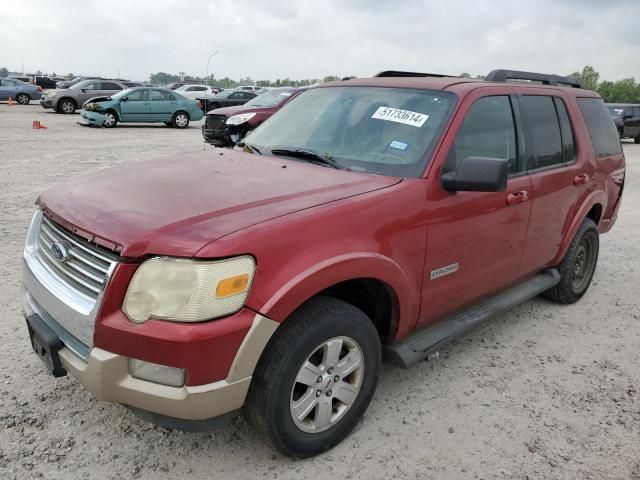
left=121, top=96, right=128, bottom=101
left=441, top=156, right=508, bottom=192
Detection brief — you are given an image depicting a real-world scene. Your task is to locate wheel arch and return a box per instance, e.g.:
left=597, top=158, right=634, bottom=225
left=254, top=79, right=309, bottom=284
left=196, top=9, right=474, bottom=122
left=553, top=191, right=606, bottom=265
left=252, top=253, right=418, bottom=343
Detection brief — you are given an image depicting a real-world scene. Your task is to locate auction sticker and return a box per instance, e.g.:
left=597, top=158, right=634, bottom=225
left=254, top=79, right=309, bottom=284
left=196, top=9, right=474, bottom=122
left=371, top=107, right=429, bottom=127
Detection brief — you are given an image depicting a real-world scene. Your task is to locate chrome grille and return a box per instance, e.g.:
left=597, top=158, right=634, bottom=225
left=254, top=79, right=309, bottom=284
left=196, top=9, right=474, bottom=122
left=35, top=215, right=119, bottom=301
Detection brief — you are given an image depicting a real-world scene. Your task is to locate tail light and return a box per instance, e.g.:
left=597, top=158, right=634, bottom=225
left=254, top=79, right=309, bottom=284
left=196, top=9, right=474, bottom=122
left=37, top=86, right=44, bottom=92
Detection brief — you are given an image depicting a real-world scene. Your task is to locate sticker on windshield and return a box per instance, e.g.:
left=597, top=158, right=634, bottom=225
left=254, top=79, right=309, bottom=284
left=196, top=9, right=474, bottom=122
left=371, top=107, right=429, bottom=128
left=389, top=140, right=408, bottom=150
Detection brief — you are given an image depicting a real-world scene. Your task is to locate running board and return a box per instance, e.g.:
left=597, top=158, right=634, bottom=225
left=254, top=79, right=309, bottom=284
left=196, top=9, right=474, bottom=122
left=382, top=269, right=560, bottom=368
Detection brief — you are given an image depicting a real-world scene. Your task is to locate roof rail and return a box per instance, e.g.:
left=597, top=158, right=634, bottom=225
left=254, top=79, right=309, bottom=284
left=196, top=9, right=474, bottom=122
left=486, top=69, right=582, bottom=88
left=374, top=70, right=454, bottom=78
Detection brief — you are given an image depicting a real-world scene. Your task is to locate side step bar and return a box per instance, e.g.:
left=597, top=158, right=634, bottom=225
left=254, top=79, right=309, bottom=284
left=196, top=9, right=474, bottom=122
left=382, top=269, right=560, bottom=368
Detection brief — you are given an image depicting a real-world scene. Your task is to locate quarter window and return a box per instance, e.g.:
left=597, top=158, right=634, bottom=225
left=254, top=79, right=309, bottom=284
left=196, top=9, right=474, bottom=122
left=577, top=97, right=623, bottom=157
left=453, top=96, right=519, bottom=174
left=521, top=95, right=563, bottom=170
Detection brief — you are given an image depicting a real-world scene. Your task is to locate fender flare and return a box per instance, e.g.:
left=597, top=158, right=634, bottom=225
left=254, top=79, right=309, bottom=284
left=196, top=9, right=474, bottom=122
left=553, top=190, right=607, bottom=264
left=254, top=252, right=419, bottom=340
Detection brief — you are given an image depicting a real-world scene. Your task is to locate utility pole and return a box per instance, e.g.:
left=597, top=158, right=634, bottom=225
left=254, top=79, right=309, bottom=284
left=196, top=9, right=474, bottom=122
left=206, top=50, right=219, bottom=87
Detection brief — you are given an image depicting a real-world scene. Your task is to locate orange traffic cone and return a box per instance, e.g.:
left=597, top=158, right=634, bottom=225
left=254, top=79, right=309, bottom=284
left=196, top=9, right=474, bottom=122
left=32, top=121, right=48, bottom=130
left=8, top=97, right=15, bottom=106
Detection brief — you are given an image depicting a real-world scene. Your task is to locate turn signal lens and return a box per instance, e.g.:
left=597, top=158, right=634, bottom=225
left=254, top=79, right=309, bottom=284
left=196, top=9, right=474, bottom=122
left=216, top=273, right=250, bottom=298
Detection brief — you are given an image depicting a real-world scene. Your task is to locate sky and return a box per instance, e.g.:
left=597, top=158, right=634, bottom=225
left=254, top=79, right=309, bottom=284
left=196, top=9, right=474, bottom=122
left=1, top=0, right=638, bottom=82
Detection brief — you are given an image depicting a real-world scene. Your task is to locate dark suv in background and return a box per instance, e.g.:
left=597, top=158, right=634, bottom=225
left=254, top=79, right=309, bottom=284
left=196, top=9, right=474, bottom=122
left=607, top=103, right=640, bottom=143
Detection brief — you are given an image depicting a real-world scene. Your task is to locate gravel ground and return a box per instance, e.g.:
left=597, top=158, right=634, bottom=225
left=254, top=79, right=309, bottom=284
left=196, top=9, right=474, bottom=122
left=1, top=103, right=639, bottom=480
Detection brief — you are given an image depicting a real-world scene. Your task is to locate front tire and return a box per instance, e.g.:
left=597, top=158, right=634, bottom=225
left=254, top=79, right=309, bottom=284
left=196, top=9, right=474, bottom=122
left=57, top=98, right=76, bottom=114
left=543, top=218, right=599, bottom=304
left=16, top=93, right=30, bottom=105
left=102, top=110, right=118, bottom=128
left=171, top=111, right=190, bottom=128
left=244, top=296, right=381, bottom=458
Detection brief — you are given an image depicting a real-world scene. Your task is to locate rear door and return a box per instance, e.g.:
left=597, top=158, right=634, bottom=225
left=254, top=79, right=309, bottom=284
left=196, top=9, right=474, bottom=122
left=420, top=91, right=532, bottom=326
left=119, top=89, right=150, bottom=121
left=518, top=93, right=587, bottom=275
left=149, top=89, right=176, bottom=121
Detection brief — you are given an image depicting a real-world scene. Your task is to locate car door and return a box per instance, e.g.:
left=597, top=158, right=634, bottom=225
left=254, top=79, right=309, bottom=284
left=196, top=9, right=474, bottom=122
left=228, top=92, right=248, bottom=106
left=518, top=93, right=587, bottom=275
left=419, top=92, right=532, bottom=326
left=119, top=89, right=151, bottom=122
left=631, top=106, right=640, bottom=138
left=149, top=89, right=176, bottom=121
left=77, top=81, right=102, bottom=104
left=0, top=79, right=19, bottom=100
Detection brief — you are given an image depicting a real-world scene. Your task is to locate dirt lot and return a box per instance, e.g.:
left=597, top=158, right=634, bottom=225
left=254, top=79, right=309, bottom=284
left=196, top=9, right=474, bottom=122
left=1, top=103, right=639, bottom=480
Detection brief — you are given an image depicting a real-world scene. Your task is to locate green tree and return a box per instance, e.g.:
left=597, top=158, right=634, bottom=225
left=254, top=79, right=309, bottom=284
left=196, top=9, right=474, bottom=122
left=0, top=67, right=8, bottom=77
left=569, top=65, right=599, bottom=90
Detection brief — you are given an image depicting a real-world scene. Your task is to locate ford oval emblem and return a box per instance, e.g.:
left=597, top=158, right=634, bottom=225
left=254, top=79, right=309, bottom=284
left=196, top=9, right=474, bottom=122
left=50, top=242, right=71, bottom=262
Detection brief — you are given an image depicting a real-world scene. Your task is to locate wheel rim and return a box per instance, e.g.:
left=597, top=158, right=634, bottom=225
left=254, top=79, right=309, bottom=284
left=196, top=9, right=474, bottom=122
left=290, top=336, right=364, bottom=433
left=62, top=101, right=74, bottom=113
left=103, top=113, right=115, bottom=127
left=17, top=95, right=28, bottom=104
left=571, top=234, right=596, bottom=292
left=175, top=114, right=188, bottom=127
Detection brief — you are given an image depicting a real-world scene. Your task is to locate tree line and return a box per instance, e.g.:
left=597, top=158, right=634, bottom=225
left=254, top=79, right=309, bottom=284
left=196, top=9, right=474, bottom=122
left=149, top=72, right=342, bottom=88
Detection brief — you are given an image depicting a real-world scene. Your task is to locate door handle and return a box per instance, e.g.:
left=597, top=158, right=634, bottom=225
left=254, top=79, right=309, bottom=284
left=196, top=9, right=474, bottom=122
left=506, top=190, right=529, bottom=206
left=574, top=173, right=589, bottom=185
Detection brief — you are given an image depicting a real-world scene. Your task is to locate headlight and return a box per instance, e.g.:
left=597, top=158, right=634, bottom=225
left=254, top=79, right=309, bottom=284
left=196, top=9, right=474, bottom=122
left=123, top=256, right=255, bottom=323
left=47, top=91, right=58, bottom=98
left=85, top=103, right=102, bottom=112
left=226, top=112, right=256, bottom=126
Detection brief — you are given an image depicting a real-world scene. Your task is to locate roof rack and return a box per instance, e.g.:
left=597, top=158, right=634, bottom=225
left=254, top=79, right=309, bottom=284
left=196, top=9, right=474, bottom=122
left=485, top=69, right=582, bottom=88
left=374, top=70, right=454, bottom=78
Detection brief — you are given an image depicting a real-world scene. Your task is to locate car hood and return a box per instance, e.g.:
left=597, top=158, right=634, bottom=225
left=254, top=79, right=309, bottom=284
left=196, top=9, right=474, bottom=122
left=37, top=150, right=402, bottom=258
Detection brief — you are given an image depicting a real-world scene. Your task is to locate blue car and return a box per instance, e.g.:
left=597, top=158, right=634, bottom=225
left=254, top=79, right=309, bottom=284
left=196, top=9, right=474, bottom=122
left=80, top=87, right=204, bottom=128
left=0, top=78, right=43, bottom=104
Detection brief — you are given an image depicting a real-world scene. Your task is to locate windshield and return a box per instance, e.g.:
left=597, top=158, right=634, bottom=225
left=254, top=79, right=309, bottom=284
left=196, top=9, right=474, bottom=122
left=245, top=90, right=295, bottom=108
left=246, top=86, right=456, bottom=177
left=111, top=88, right=137, bottom=100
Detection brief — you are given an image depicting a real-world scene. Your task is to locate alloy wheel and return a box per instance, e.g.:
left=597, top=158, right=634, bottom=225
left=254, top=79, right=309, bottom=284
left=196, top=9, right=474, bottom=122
left=290, top=336, right=364, bottom=433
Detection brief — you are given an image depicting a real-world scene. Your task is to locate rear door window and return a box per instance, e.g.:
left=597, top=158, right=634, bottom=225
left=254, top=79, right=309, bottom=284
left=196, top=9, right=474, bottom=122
left=553, top=98, right=575, bottom=163
left=577, top=97, right=623, bottom=157
left=101, top=82, right=123, bottom=91
left=521, top=95, right=563, bottom=170
left=453, top=95, right=519, bottom=174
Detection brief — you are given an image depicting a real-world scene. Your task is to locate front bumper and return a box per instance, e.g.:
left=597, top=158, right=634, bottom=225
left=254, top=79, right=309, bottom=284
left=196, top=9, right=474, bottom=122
left=40, top=98, right=56, bottom=109
left=22, top=285, right=278, bottom=420
left=80, top=109, right=105, bottom=127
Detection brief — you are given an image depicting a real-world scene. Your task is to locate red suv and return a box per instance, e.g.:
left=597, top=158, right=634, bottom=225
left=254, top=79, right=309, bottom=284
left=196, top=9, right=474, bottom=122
left=22, top=69, right=625, bottom=458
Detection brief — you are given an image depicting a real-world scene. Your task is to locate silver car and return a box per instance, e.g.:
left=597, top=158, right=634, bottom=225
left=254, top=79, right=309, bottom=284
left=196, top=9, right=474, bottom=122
left=40, top=79, right=130, bottom=114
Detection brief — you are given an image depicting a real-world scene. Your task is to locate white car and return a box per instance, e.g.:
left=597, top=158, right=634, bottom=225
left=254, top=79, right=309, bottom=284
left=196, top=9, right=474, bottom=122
left=174, top=84, right=219, bottom=100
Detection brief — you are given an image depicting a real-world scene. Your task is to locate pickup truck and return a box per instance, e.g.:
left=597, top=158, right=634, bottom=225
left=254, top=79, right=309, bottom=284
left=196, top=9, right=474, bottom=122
left=22, top=69, right=625, bottom=458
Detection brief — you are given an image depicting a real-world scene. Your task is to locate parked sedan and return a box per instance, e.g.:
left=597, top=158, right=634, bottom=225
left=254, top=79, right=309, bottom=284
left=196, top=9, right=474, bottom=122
left=202, top=87, right=305, bottom=146
left=79, top=87, right=204, bottom=128
left=196, top=90, right=257, bottom=112
left=0, top=78, right=43, bottom=104
left=40, top=79, right=130, bottom=113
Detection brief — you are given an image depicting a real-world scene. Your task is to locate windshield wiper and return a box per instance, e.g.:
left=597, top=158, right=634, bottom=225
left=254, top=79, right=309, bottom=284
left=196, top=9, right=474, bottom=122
left=270, top=148, right=349, bottom=170
left=236, top=141, right=261, bottom=154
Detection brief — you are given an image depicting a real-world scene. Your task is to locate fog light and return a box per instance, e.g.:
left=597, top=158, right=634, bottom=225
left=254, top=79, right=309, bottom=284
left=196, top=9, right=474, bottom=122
left=129, top=359, right=185, bottom=387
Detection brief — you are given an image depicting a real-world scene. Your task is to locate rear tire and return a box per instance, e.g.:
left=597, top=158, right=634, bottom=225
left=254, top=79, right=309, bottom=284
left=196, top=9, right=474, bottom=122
left=57, top=98, right=76, bottom=114
left=171, top=111, right=190, bottom=129
left=634, top=135, right=640, bottom=144
left=16, top=93, right=30, bottom=105
left=244, top=296, right=381, bottom=458
left=543, top=218, right=599, bottom=304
